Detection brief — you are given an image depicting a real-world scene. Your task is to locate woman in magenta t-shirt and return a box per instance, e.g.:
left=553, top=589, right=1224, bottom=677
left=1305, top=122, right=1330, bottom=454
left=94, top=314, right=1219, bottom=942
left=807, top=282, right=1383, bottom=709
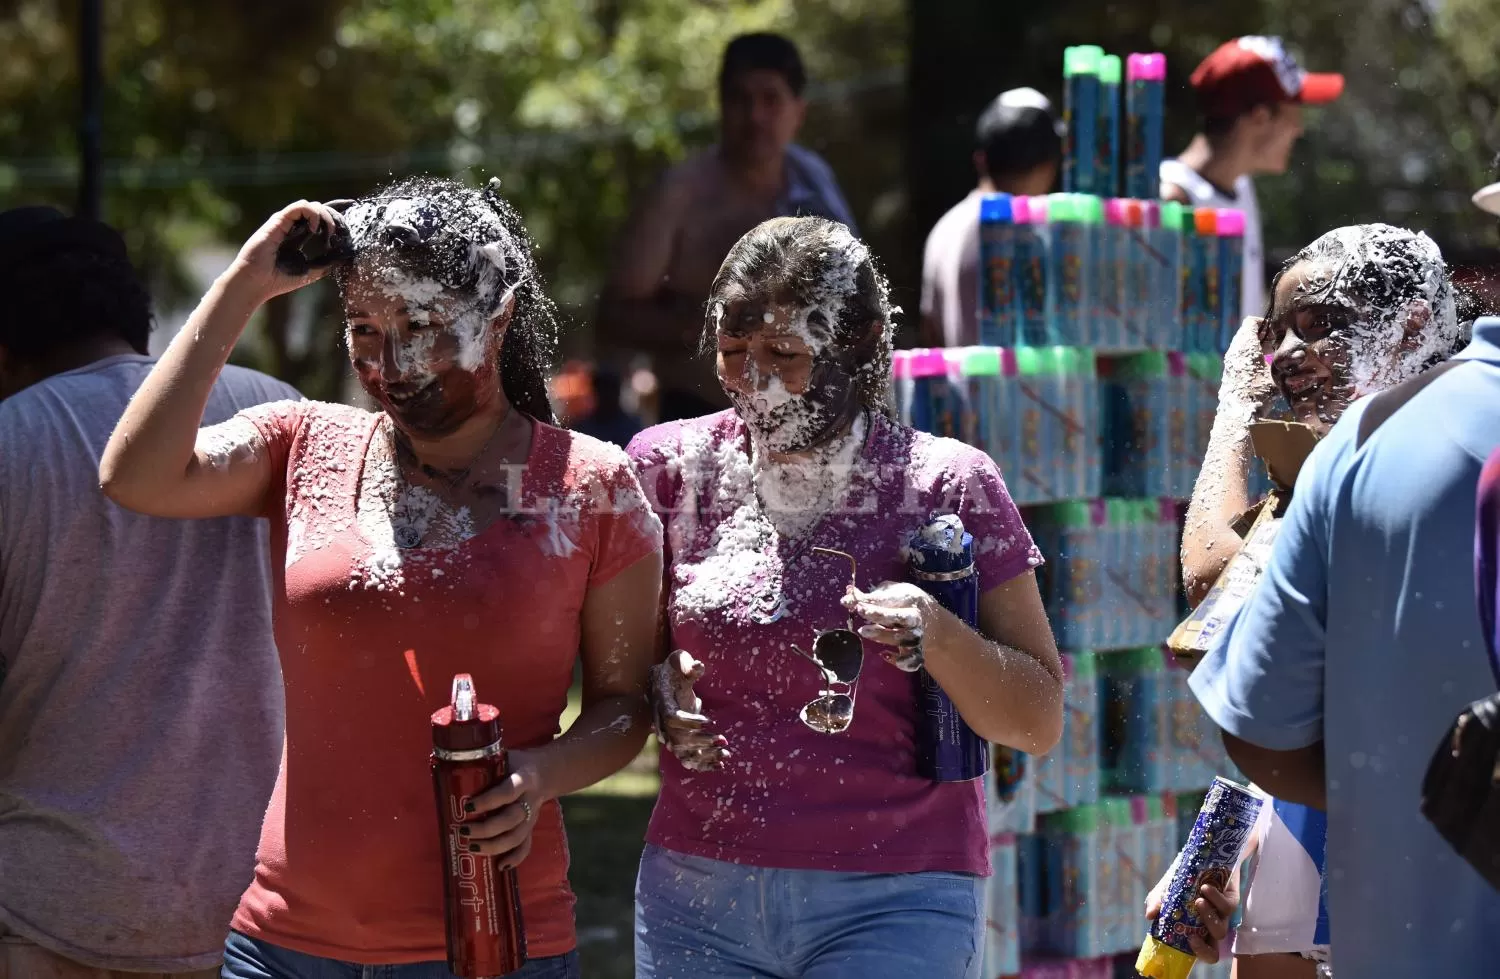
left=627, top=217, right=1064, bottom=978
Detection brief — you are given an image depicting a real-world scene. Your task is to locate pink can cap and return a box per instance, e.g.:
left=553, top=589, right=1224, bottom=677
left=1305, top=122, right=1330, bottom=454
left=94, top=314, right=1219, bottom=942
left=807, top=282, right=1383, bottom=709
left=1167, top=351, right=1187, bottom=376
left=1104, top=199, right=1126, bottom=225
left=1143, top=200, right=1161, bottom=229
left=1027, top=196, right=1049, bottom=223
left=1131, top=796, right=1150, bottom=824
left=908, top=349, right=946, bottom=378
left=1216, top=208, right=1247, bottom=236
left=890, top=350, right=912, bottom=379
left=1001, top=347, right=1019, bottom=376
left=1127, top=52, right=1167, bottom=82
left=1011, top=196, right=1030, bottom=224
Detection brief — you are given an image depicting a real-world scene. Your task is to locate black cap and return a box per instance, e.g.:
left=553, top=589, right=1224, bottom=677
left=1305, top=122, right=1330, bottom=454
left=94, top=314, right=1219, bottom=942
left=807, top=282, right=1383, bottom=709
left=0, top=206, right=130, bottom=269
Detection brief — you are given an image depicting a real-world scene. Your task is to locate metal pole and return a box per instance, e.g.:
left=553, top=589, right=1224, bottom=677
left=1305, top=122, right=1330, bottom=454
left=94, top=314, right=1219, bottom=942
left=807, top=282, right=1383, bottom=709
left=77, top=0, right=102, bottom=220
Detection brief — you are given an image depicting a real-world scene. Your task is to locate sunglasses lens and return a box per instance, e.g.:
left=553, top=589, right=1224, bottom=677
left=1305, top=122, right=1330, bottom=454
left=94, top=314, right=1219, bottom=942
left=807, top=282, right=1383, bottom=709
left=812, top=630, right=863, bottom=684
left=800, top=694, right=855, bottom=734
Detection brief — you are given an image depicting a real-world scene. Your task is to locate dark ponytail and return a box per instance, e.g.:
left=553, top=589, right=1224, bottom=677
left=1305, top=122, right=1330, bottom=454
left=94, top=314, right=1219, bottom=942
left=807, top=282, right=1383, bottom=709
left=338, top=175, right=558, bottom=424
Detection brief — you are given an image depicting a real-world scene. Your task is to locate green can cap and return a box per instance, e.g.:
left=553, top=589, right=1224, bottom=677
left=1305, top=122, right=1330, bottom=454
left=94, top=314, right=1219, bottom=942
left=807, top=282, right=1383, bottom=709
left=1033, top=501, right=1090, bottom=530
left=1115, top=351, right=1168, bottom=379
left=1080, top=196, right=1104, bottom=224
left=1046, top=346, right=1075, bottom=374
left=963, top=347, right=1001, bottom=376
left=1098, top=54, right=1122, bottom=85
left=1147, top=796, right=1164, bottom=821
left=1046, top=803, right=1100, bottom=833
left=1048, top=193, right=1080, bottom=222
left=1102, top=646, right=1166, bottom=673
left=1071, top=649, right=1096, bottom=678
left=1158, top=200, right=1184, bottom=231
left=1064, top=45, right=1104, bottom=77
left=1015, top=346, right=1047, bottom=375
left=1105, top=498, right=1131, bottom=524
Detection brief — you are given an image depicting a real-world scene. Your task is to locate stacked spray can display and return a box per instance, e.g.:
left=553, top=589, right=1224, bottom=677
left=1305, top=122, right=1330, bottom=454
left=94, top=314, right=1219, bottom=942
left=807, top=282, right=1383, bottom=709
left=904, top=44, right=1265, bottom=979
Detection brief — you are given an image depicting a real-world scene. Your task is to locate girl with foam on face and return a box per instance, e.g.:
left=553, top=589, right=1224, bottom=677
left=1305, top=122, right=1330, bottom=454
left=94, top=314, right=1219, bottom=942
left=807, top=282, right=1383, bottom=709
left=99, top=178, right=664, bottom=979
left=626, top=216, right=1064, bottom=979
left=1169, top=223, right=1464, bottom=979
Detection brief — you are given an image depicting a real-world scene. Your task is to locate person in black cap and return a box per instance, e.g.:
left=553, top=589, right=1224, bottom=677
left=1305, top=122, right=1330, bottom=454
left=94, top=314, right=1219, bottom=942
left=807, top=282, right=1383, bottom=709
left=0, top=206, right=299, bottom=978
left=920, top=88, right=1063, bottom=348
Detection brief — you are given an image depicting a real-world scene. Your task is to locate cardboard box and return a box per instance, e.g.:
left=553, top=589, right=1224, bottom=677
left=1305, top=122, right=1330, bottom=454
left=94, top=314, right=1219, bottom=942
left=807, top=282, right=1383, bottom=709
left=1168, top=420, right=1319, bottom=667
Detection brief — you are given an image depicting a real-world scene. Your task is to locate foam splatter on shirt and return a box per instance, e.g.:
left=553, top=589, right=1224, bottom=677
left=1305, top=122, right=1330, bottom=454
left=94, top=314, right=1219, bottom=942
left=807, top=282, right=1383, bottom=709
left=627, top=409, right=1041, bottom=875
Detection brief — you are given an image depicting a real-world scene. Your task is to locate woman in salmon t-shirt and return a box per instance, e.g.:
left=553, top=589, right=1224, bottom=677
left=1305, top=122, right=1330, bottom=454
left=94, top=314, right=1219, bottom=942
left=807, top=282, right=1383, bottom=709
left=100, top=178, right=662, bottom=979
left=628, top=217, right=1064, bottom=979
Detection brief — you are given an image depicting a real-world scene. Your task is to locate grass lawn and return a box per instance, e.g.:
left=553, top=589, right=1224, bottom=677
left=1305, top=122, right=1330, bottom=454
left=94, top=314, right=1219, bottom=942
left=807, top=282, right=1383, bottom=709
left=557, top=683, right=660, bottom=979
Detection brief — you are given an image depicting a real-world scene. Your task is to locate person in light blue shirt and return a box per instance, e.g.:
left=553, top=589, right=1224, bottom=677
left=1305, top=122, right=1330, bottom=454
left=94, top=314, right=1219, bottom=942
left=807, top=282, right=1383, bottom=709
left=1190, top=291, right=1500, bottom=976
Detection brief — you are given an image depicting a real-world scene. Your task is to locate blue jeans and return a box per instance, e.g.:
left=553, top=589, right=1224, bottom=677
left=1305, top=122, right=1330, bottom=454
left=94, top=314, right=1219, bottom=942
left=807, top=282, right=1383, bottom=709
left=221, top=931, right=579, bottom=979
left=634, top=844, right=984, bottom=979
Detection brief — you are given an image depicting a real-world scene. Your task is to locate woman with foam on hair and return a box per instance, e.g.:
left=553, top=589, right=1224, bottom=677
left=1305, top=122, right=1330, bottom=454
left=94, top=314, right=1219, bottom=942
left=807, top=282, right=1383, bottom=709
left=627, top=216, right=1064, bottom=979
left=1170, top=223, right=1464, bottom=979
left=99, top=178, right=663, bottom=979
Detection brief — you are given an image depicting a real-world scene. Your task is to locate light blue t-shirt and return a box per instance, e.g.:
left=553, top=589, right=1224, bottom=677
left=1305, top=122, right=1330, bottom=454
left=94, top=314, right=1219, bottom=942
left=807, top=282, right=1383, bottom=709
left=1190, top=317, right=1500, bottom=978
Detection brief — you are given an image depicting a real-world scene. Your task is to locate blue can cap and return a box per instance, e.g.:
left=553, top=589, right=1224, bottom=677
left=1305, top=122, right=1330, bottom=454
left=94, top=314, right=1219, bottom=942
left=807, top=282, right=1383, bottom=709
left=980, top=193, right=1014, bottom=224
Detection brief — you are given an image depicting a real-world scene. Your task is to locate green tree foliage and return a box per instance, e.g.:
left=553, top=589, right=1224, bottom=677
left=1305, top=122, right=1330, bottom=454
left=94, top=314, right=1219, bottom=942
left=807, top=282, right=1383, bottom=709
left=4, top=0, right=1496, bottom=397
left=1, top=0, right=904, bottom=398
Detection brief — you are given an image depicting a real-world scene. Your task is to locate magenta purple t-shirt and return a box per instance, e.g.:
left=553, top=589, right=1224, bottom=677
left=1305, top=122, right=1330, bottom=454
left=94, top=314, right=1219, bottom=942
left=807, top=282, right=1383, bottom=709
left=626, top=410, right=1043, bottom=876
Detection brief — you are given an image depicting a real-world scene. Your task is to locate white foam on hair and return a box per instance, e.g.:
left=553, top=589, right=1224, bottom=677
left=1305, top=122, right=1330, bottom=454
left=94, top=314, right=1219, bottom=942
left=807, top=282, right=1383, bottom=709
left=1292, top=224, right=1462, bottom=396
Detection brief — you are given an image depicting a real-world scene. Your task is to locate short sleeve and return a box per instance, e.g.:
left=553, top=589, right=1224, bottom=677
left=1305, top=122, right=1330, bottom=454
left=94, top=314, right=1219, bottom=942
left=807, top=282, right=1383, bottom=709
left=233, top=399, right=307, bottom=518
left=1188, top=424, right=1349, bottom=752
left=945, top=448, right=1045, bottom=591
left=585, top=453, right=663, bottom=589
left=919, top=230, right=939, bottom=320
left=1476, top=447, right=1500, bottom=672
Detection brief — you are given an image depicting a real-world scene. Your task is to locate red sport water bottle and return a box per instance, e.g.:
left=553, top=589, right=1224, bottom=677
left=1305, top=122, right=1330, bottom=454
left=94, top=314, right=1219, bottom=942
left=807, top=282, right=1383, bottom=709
left=431, top=673, right=527, bottom=977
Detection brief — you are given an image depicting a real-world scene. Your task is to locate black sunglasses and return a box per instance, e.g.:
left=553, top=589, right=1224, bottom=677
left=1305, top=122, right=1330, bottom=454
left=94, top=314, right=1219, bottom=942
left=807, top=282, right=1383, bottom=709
left=791, top=547, right=864, bottom=734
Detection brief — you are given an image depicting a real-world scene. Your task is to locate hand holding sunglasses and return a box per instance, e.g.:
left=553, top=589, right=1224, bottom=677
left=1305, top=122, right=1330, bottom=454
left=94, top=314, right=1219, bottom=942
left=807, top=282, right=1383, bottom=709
left=650, top=650, right=730, bottom=772
left=842, top=581, right=936, bottom=672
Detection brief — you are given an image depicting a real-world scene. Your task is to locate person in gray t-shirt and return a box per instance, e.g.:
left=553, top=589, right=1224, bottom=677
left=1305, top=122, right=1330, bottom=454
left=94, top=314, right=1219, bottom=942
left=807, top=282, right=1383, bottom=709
left=0, top=207, right=299, bottom=978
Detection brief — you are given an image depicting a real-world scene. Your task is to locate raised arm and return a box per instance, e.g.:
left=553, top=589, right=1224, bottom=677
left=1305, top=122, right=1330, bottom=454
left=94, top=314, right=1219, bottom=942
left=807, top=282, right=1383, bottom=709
left=99, top=201, right=341, bottom=519
left=594, top=171, right=704, bottom=355
left=1181, top=317, right=1277, bottom=605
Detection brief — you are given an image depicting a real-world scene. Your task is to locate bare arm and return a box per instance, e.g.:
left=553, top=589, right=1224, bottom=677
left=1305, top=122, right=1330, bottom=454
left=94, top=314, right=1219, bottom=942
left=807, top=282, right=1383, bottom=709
left=595, top=173, right=705, bottom=355
left=528, top=548, right=662, bottom=797
left=463, top=550, right=663, bottom=865
left=849, top=571, right=1065, bottom=754
left=1224, top=733, right=1327, bottom=810
left=1181, top=317, right=1277, bottom=605
left=99, top=200, right=341, bottom=518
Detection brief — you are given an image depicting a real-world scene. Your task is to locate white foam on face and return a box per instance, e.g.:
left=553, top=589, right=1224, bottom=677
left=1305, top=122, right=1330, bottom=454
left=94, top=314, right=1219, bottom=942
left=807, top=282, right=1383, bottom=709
left=1290, top=224, right=1462, bottom=399
left=341, top=184, right=533, bottom=385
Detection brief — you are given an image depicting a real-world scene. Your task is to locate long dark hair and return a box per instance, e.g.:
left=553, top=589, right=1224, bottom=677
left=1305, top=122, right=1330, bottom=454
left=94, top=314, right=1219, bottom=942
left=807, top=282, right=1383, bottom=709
left=704, top=216, right=896, bottom=418
left=335, top=175, right=558, bottom=424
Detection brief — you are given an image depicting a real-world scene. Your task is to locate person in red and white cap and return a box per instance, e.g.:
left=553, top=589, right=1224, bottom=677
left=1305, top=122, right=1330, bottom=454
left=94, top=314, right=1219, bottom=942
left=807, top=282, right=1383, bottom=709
left=1160, top=36, right=1344, bottom=321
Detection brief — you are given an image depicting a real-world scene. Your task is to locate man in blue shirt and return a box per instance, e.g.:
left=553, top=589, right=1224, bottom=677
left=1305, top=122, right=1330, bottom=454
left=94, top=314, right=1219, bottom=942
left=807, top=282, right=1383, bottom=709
left=1190, top=314, right=1500, bottom=976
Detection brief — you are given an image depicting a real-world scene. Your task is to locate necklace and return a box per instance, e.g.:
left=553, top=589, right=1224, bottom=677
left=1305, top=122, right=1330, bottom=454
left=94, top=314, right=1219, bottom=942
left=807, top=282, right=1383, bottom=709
left=383, top=411, right=510, bottom=550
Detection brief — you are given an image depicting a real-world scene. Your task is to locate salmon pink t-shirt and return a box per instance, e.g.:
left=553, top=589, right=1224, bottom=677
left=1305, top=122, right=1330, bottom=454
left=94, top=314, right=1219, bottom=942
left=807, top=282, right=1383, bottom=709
left=626, top=410, right=1043, bottom=876
left=229, top=400, right=660, bottom=964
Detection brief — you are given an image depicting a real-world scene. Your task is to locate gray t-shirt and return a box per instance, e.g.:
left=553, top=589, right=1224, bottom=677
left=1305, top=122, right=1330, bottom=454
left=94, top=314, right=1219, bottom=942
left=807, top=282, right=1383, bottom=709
left=0, top=355, right=298, bottom=972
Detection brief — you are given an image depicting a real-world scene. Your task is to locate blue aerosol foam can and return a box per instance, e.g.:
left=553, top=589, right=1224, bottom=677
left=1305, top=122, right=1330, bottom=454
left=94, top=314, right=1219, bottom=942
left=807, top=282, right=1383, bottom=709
left=907, top=514, right=989, bottom=782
